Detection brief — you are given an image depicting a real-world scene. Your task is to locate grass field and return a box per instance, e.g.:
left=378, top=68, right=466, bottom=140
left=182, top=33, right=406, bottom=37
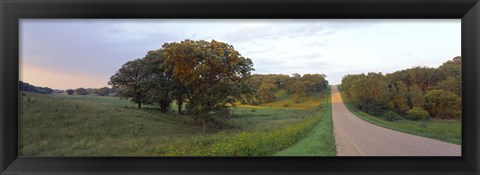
left=19, top=88, right=334, bottom=156
left=275, top=88, right=335, bottom=156
left=337, top=89, right=461, bottom=145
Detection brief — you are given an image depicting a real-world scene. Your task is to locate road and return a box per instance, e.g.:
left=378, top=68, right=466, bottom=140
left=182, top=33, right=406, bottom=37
left=331, top=85, right=461, bottom=156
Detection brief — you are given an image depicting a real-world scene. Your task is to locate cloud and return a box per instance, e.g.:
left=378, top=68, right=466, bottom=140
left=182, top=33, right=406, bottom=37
left=20, top=19, right=460, bottom=87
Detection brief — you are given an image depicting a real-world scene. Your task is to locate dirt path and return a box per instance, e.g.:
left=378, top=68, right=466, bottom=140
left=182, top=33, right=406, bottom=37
left=331, top=85, right=461, bottom=156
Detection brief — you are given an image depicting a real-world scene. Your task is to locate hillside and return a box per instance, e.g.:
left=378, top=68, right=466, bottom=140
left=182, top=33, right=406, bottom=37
left=19, top=88, right=333, bottom=156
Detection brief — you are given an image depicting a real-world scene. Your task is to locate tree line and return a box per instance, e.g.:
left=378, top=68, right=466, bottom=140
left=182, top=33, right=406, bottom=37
left=19, top=81, right=55, bottom=94
left=65, top=87, right=112, bottom=96
left=249, top=73, right=328, bottom=104
left=341, top=56, right=461, bottom=120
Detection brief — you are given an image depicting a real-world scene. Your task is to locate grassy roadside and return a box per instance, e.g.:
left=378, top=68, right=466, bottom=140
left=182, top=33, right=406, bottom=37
left=337, top=89, right=461, bottom=145
left=274, top=86, right=336, bottom=156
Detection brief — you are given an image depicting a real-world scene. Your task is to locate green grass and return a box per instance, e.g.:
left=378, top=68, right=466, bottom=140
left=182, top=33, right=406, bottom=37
left=337, top=90, right=461, bottom=145
left=274, top=87, right=336, bottom=156
left=156, top=87, right=334, bottom=156
left=19, top=88, right=334, bottom=156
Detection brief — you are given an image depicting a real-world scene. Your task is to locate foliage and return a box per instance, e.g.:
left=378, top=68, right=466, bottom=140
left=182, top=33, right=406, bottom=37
left=342, top=73, right=389, bottom=116
left=142, top=50, right=175, bottom=113
left=424, top=90, right=461, bottom=119
left=74, top=88, right=88, bottom=95
left=162, top=40, right=256, bottom=133
left=257, top=82, right=277, bottom=103
left=66, top=89, right=75, bottom=95
left=250, top=73, right=328, bottom=104
left=95, top=87, right=111, bottom=96
left=407, top=84, right=424, bottom=109
left=405, top=107, right=430, bottom=121
left=109, top=59, right=149, bottom=109
left=19, top=81, right=54, bottom=94
left=383, top=111, right=403, bottom=121
left=339, top=91, right=461, bottom=144
left=389, top=81, right=410, bottom=113
left=341, top=57, right=461, bottom=120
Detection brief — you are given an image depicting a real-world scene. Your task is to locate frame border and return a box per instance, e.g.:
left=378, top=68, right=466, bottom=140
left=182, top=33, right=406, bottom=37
left=1, top=0, right=479, bottom=174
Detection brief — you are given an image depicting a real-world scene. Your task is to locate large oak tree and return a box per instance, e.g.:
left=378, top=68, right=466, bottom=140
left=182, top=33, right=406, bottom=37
left=162, top=40, right=256, bottom=133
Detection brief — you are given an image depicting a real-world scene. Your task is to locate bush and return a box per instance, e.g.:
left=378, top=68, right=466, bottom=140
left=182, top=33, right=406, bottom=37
left=424, top=90, right=461, bottom=119
left=383, top=111, right=403, bottom=121
left=406, top=108, right=430, bottom=121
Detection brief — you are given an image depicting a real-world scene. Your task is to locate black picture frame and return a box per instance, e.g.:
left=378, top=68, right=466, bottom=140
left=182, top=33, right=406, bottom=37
left=1, top=0, right=479, bottom=174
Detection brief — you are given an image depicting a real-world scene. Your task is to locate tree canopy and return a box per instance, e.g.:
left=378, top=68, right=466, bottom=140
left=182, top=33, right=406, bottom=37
left=341, top=56, right=461, bottom=120
left=109, top=39, right=258, bottom=133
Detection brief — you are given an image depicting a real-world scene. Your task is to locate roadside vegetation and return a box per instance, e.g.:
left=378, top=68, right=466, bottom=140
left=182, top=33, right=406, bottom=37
left=339, top=90, right=460, bottom=144
left=340, top=57, right=461, bottom=120
left=275, top=87, right=335, bottom=156
left=339, top=57, right=462, bottom=144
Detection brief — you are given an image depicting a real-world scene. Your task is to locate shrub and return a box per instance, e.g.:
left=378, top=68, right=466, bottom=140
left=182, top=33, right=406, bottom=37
left=424, top=90, right=461, bottom=119
left=383, top=111, right=403, bottom=121
left=406, top=108, right=430, bottom=121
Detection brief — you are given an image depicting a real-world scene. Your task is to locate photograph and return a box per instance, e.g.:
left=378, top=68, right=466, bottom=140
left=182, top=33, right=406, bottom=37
left=18, top=19, right=461, bottom=157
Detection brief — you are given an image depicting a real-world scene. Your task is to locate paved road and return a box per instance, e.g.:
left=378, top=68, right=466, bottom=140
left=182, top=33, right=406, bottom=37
left=331, top=85, right=461, bottom=156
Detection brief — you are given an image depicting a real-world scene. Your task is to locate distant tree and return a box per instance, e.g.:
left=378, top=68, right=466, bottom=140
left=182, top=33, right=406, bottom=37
left=95, top=87, right=111, bottom=96
left=291, top=81, right=308, bottom=103
left=424, top=90, right=461, bottom=119
left=301, top=74, right=328, bottom=92
left=75, top=88, right=88, bottom=95
left=162, top=39, right=256, bottom=133
left=66, top=89, right=75, bottom=95
left=19, top=81, right=54, bottom=94
left=257, top=82, right=277, bottom=103
left=109, top=58, right=148, bottom=109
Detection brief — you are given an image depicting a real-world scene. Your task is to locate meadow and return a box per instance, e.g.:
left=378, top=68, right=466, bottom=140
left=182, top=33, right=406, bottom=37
left=19, top=87, right=335, bottom=156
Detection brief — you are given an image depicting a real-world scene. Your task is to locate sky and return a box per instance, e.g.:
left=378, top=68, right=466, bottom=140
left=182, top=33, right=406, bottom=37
left=20, top=19, right=460, bottom=90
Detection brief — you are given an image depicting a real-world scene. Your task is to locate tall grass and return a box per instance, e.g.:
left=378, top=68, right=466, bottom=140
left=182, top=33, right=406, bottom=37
left=19, top=89, right=332, bottom=156
left=275, top=87, right=336, bottom=156
left=157, top=112, right=323, bottom=156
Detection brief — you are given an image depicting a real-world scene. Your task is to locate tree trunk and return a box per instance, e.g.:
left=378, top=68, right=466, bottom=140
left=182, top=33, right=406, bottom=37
left=177, top=101, right=183, bottom=115
left=138, top=102, right=141, bottom=109
left=160, top=104, right=167, bottom=113
left=203, top=118, right=208, bottom=134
